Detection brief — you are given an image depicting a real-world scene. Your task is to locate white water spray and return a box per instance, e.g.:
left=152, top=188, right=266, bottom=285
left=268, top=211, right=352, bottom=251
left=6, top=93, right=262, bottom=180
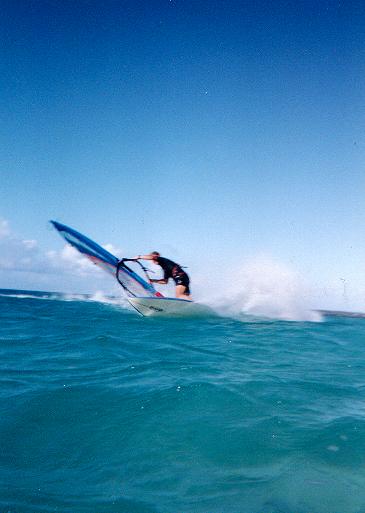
left=195, top=256, right=321, bottom=322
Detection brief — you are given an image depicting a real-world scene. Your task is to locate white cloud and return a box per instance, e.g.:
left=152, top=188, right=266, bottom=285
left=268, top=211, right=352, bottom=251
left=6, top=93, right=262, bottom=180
left=0, top=218, right=119, bottom=279
left=23, top=239, right=38, bottom=249
left=51, top=244, right=100, bottom=276
left=102, top=243, right=123, bottom=258
left=0, top=220, right=37, bottom=271
left=0, top=219, right=10, bottom=239
left=0, top=218, right=122, bottom=290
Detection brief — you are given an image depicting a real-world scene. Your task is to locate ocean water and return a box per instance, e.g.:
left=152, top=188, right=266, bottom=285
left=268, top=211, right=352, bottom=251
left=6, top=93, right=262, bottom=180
left=1, top=290, right=365, bottom=513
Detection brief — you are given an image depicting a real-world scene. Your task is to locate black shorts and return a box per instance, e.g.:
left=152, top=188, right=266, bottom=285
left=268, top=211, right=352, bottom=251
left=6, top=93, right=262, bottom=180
left=173, top=273, right=190, bottom=295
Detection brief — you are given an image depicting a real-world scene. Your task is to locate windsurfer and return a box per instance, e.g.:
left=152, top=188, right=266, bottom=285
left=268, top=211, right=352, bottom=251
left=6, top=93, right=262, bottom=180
left=135, top=252, right=192, bottom=300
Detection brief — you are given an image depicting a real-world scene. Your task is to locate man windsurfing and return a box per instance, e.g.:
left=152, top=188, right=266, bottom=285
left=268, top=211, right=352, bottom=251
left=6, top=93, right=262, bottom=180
left=135, top=252, right=191, bottom=300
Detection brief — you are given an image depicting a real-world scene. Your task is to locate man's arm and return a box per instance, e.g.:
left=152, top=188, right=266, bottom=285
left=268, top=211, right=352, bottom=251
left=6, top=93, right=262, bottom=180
left=133, top=256, right=167, bottom=285
left=133, top=255, right=154, bottom=261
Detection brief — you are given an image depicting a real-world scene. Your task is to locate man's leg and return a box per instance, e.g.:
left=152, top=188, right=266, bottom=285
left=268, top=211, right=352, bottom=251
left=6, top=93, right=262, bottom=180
left=175, top=285, right=192, bottom=300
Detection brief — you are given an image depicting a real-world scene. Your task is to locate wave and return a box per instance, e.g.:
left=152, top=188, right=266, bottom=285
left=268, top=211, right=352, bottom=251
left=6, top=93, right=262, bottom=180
left=0, top=290, right=59, bottom=301
left=0, top=288, right=127, bottom=307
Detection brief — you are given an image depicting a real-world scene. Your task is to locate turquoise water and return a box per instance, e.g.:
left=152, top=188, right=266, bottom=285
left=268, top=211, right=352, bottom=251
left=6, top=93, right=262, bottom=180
left=1, top=290, right=365, bottom=513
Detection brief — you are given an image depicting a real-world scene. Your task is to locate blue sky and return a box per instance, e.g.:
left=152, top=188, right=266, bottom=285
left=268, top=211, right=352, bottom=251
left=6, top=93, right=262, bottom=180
left=1, top=0, right=365, bottom=310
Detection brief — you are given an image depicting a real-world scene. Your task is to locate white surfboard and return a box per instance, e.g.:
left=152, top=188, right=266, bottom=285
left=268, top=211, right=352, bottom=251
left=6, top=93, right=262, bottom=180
left=127, top=297, right=213, bottom=317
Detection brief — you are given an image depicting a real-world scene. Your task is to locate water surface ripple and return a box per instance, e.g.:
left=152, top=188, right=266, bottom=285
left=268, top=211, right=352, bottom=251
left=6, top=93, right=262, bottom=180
left=1, top=292, right=365, bottom=512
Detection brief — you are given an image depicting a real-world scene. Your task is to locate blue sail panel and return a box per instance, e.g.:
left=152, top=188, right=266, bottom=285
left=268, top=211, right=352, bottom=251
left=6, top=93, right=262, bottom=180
left=50, top=221, right=160, bottom=297
left=51, top=221, right=118, bottom=276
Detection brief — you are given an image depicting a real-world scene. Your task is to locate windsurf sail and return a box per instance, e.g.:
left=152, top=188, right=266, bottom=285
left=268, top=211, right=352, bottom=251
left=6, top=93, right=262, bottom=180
left=116, top=259, right=162, bottom=298
left=50, top=221, right=161, bottom=298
